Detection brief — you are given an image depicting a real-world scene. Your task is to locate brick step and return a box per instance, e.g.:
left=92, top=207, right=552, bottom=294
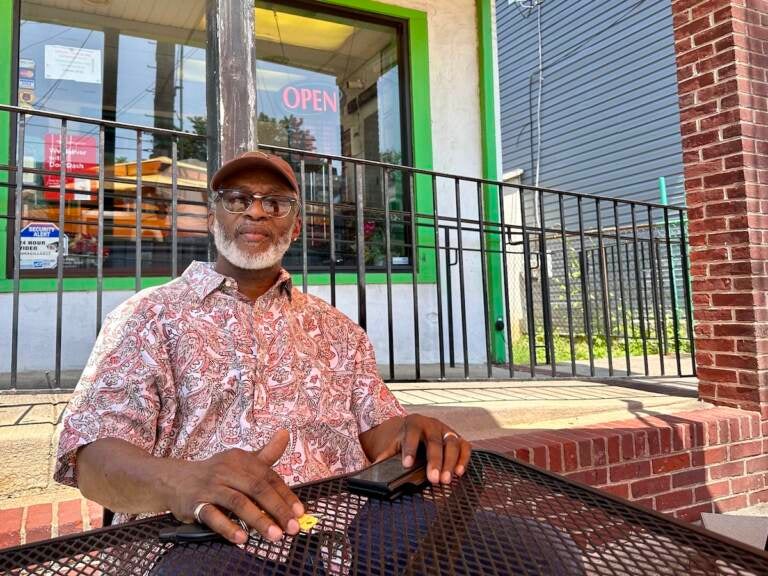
left=0, top=499, right=103, bottom=548
left=475, top=406, right=768, bottom=522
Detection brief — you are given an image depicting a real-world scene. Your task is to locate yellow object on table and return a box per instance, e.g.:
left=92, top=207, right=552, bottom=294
left=297, top=514, right=320, bottom=532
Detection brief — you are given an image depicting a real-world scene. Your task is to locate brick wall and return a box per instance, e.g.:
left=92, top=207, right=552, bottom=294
left=672, top=1, right=768, bottom=416
left=475, top=406, right=768, bottom=522
left=0, top=499, right=102, bottom=548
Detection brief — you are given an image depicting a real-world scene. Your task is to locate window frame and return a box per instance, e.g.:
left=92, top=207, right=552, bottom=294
left=254, top=0, right=415, bottom=273
left=0, top=0, right=436, bottom=292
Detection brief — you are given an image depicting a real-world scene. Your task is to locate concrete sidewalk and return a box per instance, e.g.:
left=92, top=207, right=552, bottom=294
left=389, top=376, right=704, bottom=440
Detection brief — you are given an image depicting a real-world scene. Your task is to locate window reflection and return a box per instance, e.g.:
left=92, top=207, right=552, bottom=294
left=16, top=0, right=208, bottom=276
left=255, top=1, right=411, bottom=270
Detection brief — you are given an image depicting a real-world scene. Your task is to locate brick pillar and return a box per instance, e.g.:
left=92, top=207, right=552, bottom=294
left=671, top=1, right=768, bottom=417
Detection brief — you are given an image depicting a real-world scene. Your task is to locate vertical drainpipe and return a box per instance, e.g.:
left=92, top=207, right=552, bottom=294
left=658, top=176, right=668, bottom=206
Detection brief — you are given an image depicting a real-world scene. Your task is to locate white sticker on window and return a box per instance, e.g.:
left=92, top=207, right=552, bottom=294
left=45, top=45, right=102, bottom=84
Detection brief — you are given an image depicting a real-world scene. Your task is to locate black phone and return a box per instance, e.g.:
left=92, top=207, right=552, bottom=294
left=347, top=449, right=428, bottom=500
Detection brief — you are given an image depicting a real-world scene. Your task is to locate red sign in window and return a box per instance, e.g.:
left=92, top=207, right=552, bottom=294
left=43, top=133, right=98, bottom=201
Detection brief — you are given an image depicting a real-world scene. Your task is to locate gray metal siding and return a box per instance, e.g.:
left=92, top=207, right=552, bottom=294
left=496, top=0, right=685, bottom=206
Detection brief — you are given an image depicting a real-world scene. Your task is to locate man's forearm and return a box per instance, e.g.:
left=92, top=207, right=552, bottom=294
left=77, top=438, right=183, bottom=514
left=77, top=433, right=305, bottom=544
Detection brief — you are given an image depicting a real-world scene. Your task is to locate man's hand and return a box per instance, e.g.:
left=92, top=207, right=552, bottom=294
left=169, top=430, right=304, bottom=544
left=360, top=415, right=472, bottom=485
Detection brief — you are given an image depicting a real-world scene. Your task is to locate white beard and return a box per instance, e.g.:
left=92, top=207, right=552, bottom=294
left=212, top=217, right=292, bottom=270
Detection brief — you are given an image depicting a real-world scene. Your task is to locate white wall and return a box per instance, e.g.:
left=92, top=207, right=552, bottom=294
left=0, top=279, right=491, bottom=375
left=0, top=290, right=131, bottom=373
left=391, top=0, right=483, bottom=179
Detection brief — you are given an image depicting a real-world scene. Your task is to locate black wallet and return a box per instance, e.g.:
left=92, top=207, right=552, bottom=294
left=347, top=453, right=428, bottom=499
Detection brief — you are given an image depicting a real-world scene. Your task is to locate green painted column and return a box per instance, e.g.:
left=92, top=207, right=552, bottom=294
left=477, top=0, right=506, bottom=363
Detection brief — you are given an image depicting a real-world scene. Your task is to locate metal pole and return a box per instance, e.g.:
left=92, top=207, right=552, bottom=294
left=135, top=131, right=143, bottom=292
left=595, top=200, right=614, bottom=376
left=328, top=161, right=336, bottom=307
left=354, top=163, right=367, bottom=330
left=205, top=0, right=258, bottom=168
left=498, top=184, right=515, bottom=378
left=300, top=159, right=308, bottom=293
left=613, top=201, right=631, bottom=376
left=664, top=207, right=682, bottom=375
left=431, top=176, right=446, bottom=380
left=538, top=189, right=556, bottom=376
left=384, top=169, right=395, bottom=380
left=558, top=195, right=576, bottom=376
left=170, top=137, right=179, bottom=278
left=410, top=172, right=421, bottom=380
left=444, top=226, right=456, bottom=369
left=520, top=188, right=537, bottom=377
left=454, top=179, right=470, bottom=379
left=647, top=206, right=666, bottom=376
left=10, top=113, right=26, bottom=390
left=477, top=182, right=493, bottom=378
left=96, top=126, right=105, bottom=335
left=679, top=209, right=696, bottom=376
left=577, top=196, right=595, bottom=376
left=631, top=205, right=649, bottom=376
left=55, top=121, right=68, bottom=388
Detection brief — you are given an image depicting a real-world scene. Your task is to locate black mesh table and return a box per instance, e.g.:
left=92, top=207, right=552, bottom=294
left=2, top=450, right=768, bottom=575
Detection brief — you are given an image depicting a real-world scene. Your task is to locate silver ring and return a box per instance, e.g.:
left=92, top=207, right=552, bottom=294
left=442, top=431, right=459, bottom=442
left=193, top=502, right=211, bottom=524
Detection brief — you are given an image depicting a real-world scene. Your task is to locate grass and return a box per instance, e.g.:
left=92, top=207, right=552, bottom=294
left=510, top=321, right=691, bottom=366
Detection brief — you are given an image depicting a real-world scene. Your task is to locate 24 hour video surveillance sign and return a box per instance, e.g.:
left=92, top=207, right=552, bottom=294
left=19, top=222, right=68, bottom=270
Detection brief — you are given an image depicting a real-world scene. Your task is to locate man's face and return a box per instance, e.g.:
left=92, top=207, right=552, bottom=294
left=207, top=170, right=301, bottom=271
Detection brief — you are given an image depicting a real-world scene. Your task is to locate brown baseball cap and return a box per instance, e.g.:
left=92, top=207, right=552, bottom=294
left=210, top=151, right=300, bottom=195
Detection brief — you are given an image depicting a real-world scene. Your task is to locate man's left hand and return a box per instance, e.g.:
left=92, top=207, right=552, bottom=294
left=360, top=414, right=472, bottom=484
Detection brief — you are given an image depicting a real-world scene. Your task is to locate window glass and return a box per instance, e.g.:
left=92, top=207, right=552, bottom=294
left=254, top=1, right=410, bottom=270
left=16, top=1, right=208, bottom=276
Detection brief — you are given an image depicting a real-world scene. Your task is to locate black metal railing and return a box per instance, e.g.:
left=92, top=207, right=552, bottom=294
left=0, top=105, right=694, bottom=390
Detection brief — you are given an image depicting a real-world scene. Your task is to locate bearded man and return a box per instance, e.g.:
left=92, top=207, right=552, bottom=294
left=54, top=152, right=471, bottom=545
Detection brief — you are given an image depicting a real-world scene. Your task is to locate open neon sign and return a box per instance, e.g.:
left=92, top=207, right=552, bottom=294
left=281, top=85, right=339, bottom=114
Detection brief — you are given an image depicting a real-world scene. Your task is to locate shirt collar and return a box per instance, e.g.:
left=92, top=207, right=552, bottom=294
left=183, top=261, right=293, bottom=303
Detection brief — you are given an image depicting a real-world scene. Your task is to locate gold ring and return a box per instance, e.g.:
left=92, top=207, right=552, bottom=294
left=442, top=431, right=459, bottom=442
left=193, top=502, right=211, bottom=524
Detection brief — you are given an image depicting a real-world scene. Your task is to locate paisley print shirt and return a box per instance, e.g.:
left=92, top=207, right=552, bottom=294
left=54, top=261, right=405, bottom=499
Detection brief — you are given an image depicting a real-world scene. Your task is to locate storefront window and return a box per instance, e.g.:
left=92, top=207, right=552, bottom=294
left=254, top=1, right=411, bottom=270
left=15, top=0, right=208, bottom=277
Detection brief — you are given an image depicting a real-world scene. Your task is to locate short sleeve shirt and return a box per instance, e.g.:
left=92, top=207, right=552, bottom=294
left=54, top=262, right=405, bottom=500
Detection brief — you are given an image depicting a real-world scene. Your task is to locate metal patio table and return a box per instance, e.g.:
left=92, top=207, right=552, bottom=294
left=2, top=450, right=767, bottom=575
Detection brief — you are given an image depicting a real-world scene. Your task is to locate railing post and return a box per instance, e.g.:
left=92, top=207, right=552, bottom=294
left=10, top=113, right=26, bottom=390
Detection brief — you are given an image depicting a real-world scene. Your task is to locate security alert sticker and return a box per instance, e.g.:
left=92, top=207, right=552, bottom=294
left=19, top=222, right=68, bottom=269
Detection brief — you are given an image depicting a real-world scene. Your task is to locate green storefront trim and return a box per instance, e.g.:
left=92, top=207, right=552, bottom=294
left=477, top=0, right=506, bottom=363
left=319, top=0, right=437, bottom=285
left=0, top=0, right=438, bottom=292
left=0, top=271, right=418, bottom=293
left=0, top=0, right=13, bottom=279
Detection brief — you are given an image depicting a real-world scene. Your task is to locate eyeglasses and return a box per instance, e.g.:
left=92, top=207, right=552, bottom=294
left=214, top=189, right=298, bottom=218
